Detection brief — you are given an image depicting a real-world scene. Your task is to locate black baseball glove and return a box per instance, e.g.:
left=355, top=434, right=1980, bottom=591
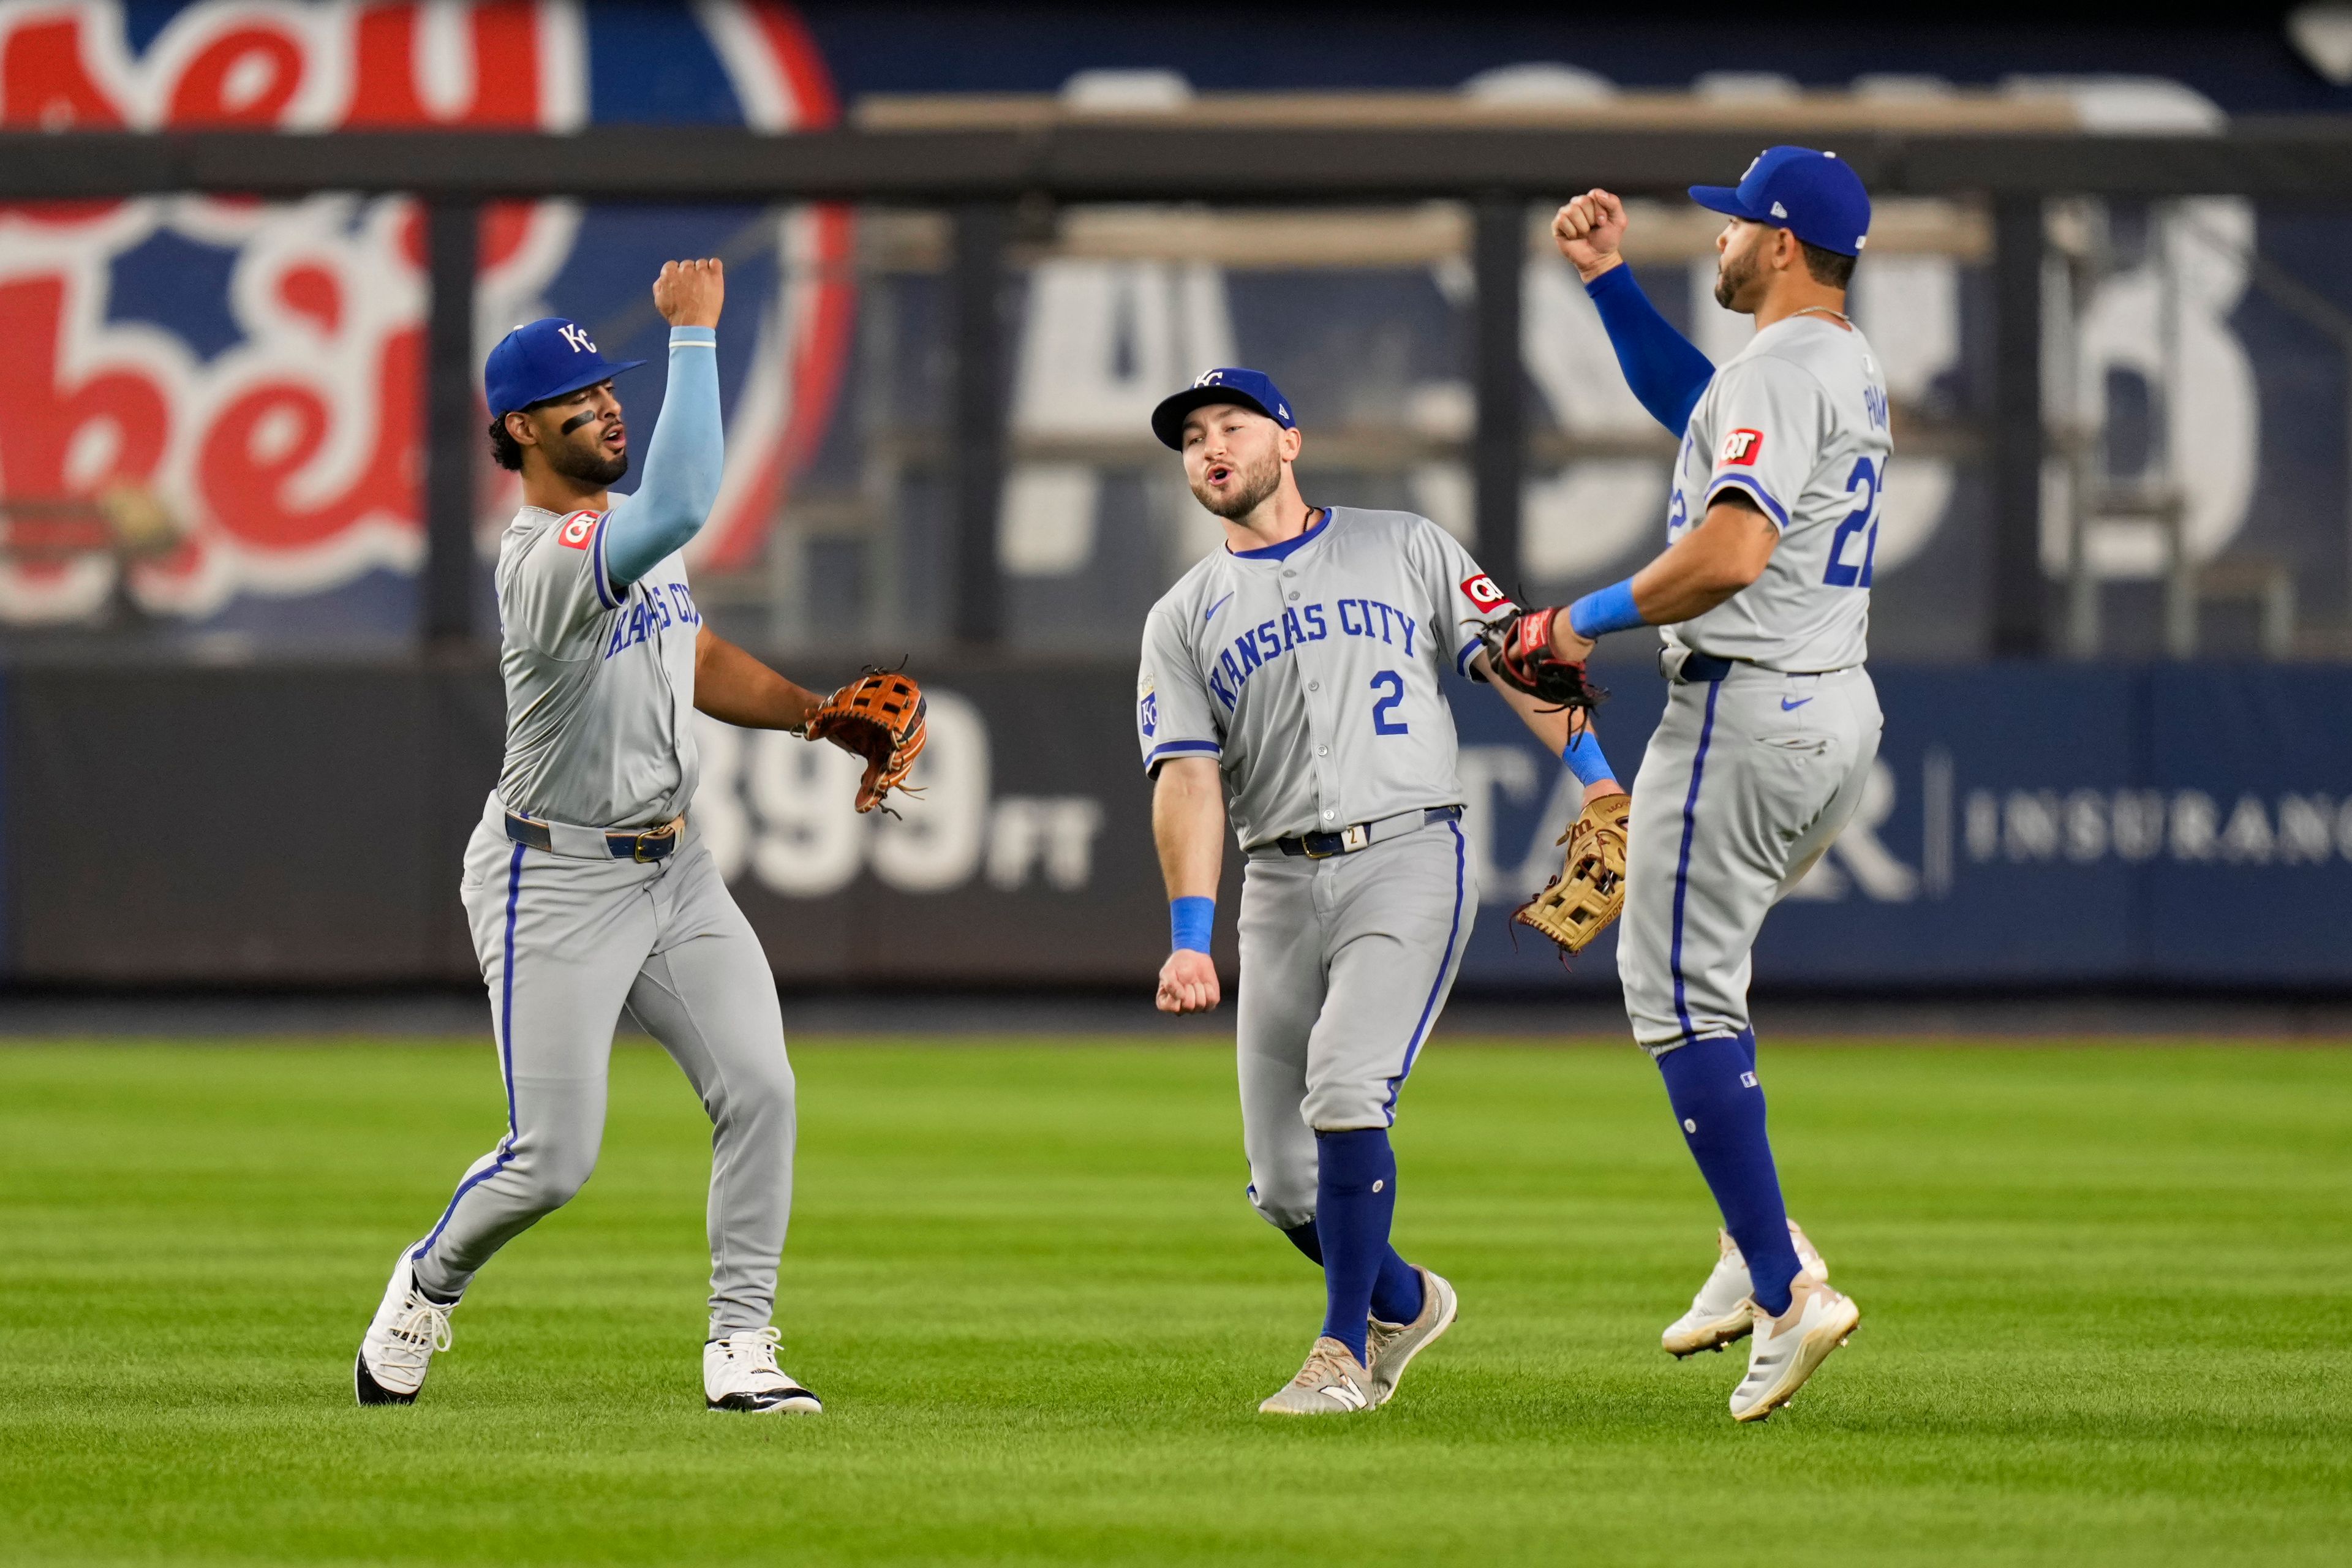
left=1471, top=606, right=1607, bottom=712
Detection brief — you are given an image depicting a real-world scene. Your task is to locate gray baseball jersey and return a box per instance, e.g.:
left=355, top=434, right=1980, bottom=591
left=1664, top=313, right=1891, bottom=673
left=1621, top=312, right=1890, bottom=1055
left=496, top=508, right=703, bottom=831
left=1138, top=505, right=1492, bottom=1229
left=1135, top=506, right=1511, bottom=848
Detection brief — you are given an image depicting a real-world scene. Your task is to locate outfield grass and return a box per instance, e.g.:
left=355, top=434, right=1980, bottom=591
left=1, top=1036, right=2347, bottom=1567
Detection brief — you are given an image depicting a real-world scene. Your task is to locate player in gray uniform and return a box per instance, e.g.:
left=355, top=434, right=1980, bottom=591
left=1529, top=149, right=1882, bottom=1420
left=356, top=262, right=851, bottom=1415
left=1139, top=368, right=1619, bottom=1414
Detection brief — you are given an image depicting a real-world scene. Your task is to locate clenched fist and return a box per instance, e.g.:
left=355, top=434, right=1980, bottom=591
left=653, top=258, right=724, bottom=329
left=1552, top=189, right=1629, bottom=284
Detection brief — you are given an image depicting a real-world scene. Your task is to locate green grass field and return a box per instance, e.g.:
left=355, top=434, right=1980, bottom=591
left=2, top=1036, right=2348, bottom=1566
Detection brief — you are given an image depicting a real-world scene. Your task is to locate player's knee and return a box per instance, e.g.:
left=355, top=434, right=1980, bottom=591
left=711, top=1051, right=795, bottom=1126
left=511, top=1141, right=599, bottom=1213
left=1247, top=1177, right=1315, bottom=1232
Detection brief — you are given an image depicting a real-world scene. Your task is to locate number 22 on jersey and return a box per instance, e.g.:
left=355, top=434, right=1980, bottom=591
left=1823, top=456, right=1882, bottom=589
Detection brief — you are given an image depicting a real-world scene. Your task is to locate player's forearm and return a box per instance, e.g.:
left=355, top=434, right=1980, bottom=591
left=1482, top=652, right=1623, bottom=795
left=603, top=326, right=724, bottom=586
left=1586, top=266, right=1714, bottom=437
left=692, top=628, right=821, bottom=732
left=1151, top=759, right=1225, bottom=900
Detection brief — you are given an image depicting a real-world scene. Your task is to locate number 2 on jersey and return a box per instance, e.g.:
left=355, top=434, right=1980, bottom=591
left=1369, top=670, right=1409, bottom=735
left=1823, top=456, right=1880, bottom=589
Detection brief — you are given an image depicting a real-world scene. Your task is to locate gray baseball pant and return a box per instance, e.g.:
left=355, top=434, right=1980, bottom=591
left=1618, top=664, right=1882, bottom=1055
left=408, top=797, right=796, bottom=1338
left=1234, top=812, right=1476, bottom=1231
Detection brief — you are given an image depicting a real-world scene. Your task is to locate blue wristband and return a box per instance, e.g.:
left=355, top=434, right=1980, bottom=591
left=1562, top=729, right=1616, bottom=789
left=1170, top=896, right=1215, bottom=954
left=1568, top=578, right=1645, bottom=640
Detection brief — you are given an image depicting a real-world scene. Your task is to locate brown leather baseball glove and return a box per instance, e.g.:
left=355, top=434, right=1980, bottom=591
left=1513, top=790, right=1631, bottom=955
left=1472, top=606, right=1606, bottom=714
left=805, top=668, right=927, bottom=813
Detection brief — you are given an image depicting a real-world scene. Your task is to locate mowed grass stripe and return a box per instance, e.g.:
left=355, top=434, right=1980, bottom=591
left=1, top=1040, right=2346, bottom=1566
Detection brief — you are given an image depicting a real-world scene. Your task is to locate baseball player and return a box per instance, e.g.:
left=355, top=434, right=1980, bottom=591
left=1138, top=368, right=1623, bottom=1414
left=1487, top=148, right=1882, bottom=1421
left=356, top=261, right=883, bottom=1415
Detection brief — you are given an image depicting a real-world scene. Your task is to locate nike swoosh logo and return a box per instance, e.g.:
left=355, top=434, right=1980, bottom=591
left=1205, top=592, right=1235, bottom=623
left=1781, top=697, right=1813, bottom=710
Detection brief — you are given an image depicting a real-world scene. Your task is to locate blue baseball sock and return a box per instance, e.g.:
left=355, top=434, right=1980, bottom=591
left=1287, top=1218, right=1425, bottom=1325
left=1656, top=1031, right=1802, bottom=1317
left=1313, top=1128, right=1407, bottom=1362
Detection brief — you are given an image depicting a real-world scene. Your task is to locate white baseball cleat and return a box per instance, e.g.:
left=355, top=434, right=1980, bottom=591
left=1365, top=1265, right=1458, bottom=1407
left=1661, top=1221, right=1829, bottom=1358
left=355, top=1250, right=456, bottom=1406
left=704, top=1327, right=823, bottom=1414
left=1728, top=1272, right=1860, bottom=1422
left=1258, top=1335, right=1378, bottom=1415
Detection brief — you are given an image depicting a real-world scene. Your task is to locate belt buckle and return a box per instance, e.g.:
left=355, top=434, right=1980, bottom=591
left=633, top=821, right=678, bottom=863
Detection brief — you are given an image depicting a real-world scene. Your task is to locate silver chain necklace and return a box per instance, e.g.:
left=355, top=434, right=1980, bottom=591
left=1790, top=305, right=1854, bottom=328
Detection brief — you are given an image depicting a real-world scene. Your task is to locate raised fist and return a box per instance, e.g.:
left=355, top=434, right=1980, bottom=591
left=1551, top=189, right=1629, bottom=284
left=653, top=258, right=724, bottom=329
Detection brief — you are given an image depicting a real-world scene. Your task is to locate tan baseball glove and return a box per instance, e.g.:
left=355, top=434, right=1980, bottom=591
left=805, top=668, right=927, bottom=814
left=1513, top=790, right=1631, bottom=954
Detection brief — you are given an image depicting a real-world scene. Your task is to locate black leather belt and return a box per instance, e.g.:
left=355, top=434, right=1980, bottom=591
left=1680, top=652, right=1738, bottom=683
left=1276, top=804, right=1462, bottom=860
left=503, top=812, right=681, bottom=863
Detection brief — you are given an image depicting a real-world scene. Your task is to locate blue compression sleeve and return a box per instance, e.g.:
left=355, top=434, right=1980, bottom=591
left=602, top=325, right=723, bottom=587
left=1170, top=896, right=1214, bottom=954
left=1585, top=265, right=1714, bottom=437
left=1562, top=728, right=1616, bottom=788
left=1569, top=577, right=1645, bottom=639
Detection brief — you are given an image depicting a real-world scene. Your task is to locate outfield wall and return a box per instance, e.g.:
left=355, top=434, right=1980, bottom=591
left=9, top=659, right=2348, bottom=992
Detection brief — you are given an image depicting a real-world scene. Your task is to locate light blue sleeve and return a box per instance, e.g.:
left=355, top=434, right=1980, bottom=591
left=602, top=325, right=722, bottom=588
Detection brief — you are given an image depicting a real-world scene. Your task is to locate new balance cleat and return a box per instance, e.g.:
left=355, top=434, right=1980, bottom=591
left=1662, top=1221, right=1829, bottom=1358
left=1728, top=1273, right=1860, bottom=1422
left=355, top=1250, right=456, bottom=1406
left=1365, top=1265, right=1458, bottom=1407
left=704, top=1327, right=823, bottom=1414
left=1258, top=1335, right=1378, bottom=1415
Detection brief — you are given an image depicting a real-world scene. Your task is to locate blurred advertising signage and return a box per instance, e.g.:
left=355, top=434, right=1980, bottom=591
left=0, top=1, right=851, bottom=624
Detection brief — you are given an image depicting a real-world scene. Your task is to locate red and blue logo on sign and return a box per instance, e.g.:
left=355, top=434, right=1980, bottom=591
left=0, top=1, right=853, bottom=630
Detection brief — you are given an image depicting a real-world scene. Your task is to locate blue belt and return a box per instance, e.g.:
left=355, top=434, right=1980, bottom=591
left=503, top=811, right=681, bottom=863
left=1276, top=804, right=1462, bottom=860
left=1680, top=652, right=1738, bottom=683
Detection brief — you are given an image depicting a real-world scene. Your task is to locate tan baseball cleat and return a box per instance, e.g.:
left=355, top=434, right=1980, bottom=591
left=1728, top=1272, right=1860, bottom=1422
left=1258, top=1335, right=1378, bottom=1415
left=1661, top=1221, right=1829, bottom=1358
left=1365, top=1265, right=1458, bottom=1407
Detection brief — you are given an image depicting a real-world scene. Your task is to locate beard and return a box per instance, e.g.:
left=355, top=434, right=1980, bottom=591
left=1713, top=243, right=1762, bottom=312
left=546, top=435, right=628, bottom=488
left=1191, top=450, right=1282, bottom=519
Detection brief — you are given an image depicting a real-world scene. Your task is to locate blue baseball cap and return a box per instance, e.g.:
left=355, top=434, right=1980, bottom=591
left=1151, top=368, right=1297, bottom=450
left=1689, top=146, right=1871, bottom=258
left=483, top=317, right=646, bottom=419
